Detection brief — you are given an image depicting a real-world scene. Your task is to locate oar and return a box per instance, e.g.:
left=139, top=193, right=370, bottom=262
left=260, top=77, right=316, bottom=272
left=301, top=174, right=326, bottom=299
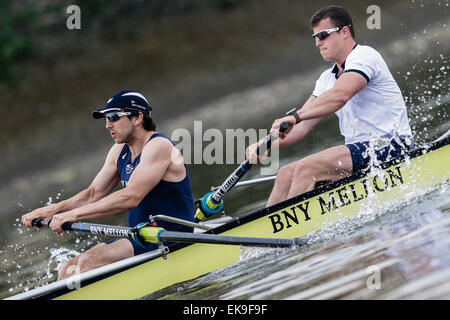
left=33, top=219, right=134, bottom=237
left=32, top=219, right=307, bottom=249
left=195, top=120, right=291, bottom=222
left=210, top=175, right=277, bottom=191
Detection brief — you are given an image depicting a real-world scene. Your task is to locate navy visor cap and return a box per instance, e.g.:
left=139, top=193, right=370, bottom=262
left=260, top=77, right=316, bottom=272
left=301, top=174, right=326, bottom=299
left=92, top=90, right=152, bottom=119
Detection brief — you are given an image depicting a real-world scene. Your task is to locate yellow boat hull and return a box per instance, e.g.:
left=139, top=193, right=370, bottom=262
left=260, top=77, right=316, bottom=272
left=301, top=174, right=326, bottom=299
left=57, top=138, right=449, bottom=300
left=6, top=137, right=449, bottom=300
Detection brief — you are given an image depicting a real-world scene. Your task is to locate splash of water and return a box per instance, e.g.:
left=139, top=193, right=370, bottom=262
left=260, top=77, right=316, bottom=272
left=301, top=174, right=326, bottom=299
left=45, top=247, right=80, bottom=278
left=239, top=246, right=284, bottom=262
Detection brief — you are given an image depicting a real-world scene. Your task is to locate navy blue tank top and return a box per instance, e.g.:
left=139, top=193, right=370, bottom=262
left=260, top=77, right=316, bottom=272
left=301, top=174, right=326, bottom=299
left=117, top=133, right=194, bottom=232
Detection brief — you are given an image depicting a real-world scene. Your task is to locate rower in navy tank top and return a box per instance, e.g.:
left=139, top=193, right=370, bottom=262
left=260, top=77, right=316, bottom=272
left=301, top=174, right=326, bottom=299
left=23, top=89, right=196, bottom=279
left=117, top=132, right=194, bottom=254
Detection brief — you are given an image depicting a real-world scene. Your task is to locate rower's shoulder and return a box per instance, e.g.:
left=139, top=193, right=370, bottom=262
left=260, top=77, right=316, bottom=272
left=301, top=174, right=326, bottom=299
left=143, top=133, right=185, bottom=166
left=144, top=133, right=175, bottom=155
left=110, top=142, right=126, bottom=153
left=352, top=44, right=376, bottom=52
left=147, top=132, right=174, bottom=147
left=107, top=143, right=126, bottom=160
left=349, top=44, right=383, bottom=61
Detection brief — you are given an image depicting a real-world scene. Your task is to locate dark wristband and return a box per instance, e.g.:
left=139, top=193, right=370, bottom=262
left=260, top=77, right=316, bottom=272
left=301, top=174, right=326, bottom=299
left=286, top=108, right=301, bottom=124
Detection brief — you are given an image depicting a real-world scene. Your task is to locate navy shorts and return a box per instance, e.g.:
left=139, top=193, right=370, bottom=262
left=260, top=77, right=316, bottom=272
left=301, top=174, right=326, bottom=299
left=346, top=136, right=413, bottom=172
left=105, top=237, right=159, bottom=255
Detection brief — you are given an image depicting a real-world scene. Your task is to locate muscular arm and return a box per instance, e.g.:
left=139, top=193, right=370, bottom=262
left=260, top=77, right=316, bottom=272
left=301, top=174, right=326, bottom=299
left=55, top=146, right=121, bottom=210
left=270, top=72, right=368, bottom=140
left=21, top=144, right=121, bottom=227
left=246, top=96, right=321, bottom=162
left=49, top=138, right=174, bottom=233
left=297, top=72, right=367, bottom=120
left=278, top=95, right=322, bottom=147
left=247, top=68, right=369, bottom=163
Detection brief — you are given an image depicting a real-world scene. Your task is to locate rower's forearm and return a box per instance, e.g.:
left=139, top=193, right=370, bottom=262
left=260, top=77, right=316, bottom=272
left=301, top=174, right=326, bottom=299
left=279, top=123, right=311, bottom=147
left=72, top=190, right=138, bottom=221
left=298, top=89, right=347, bottom=120
left=51, top=188, right=100, bottom=215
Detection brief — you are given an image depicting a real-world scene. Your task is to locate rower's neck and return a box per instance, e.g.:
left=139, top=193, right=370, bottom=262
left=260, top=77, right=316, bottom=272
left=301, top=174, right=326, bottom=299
left=335, top=41, right=357, bottom=75
left=128, top=130, right=155, bottom=160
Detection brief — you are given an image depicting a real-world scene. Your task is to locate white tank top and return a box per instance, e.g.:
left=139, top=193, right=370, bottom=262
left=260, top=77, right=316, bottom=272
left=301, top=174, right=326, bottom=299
left=312, top=44, right=412, bottom=144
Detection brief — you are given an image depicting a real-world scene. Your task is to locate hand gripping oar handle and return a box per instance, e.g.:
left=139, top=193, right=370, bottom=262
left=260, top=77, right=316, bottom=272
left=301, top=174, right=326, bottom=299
left=32, top=219, right=135, bottom=238
left=32, top=219, right=307, bottom=249
left=195, top=121, right=290, bottom=222
left=212, top=121, right=289, bottom=203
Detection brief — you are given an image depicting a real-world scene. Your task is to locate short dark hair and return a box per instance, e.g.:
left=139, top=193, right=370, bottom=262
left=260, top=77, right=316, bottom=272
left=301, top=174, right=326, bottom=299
left=142, top=113, right=156, bottom=131
left=128, top=112, right=156, bottom=131
left=310, top=5, right=355, bottom=38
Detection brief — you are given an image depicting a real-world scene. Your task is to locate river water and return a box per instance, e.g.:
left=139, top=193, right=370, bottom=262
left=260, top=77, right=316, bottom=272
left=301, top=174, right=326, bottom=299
left=1, top=2, right=449, bottom=300
left=144, top=185, right=450, bottom=300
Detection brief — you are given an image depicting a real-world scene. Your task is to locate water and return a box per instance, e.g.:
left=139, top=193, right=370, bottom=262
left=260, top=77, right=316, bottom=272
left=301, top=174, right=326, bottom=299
left=143, top=185, right=450, bottom=300
left=1, top=1, right=449, bottom=300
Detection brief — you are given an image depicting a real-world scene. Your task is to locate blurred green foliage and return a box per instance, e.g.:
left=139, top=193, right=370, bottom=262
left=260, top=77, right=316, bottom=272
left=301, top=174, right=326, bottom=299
left=0, top=0, right=34, bottom=85
left=0, top=0, right=241, bottom=85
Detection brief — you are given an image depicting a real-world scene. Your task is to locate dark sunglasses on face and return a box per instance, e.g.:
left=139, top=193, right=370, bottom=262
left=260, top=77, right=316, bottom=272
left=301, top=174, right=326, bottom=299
left=312, top=25, right=351, bottom=41
left=104, top=111, right=137, bottom=122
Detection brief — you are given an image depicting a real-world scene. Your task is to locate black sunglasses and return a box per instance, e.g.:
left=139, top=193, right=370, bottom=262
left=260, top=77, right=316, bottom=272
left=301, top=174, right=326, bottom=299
left=312, top=25, right=351, bottom=41
left=104, top=111, right=137, bottom=122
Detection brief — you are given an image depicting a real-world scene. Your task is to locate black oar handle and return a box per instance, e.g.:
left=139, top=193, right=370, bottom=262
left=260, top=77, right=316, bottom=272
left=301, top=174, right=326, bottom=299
left=256, top=121, right=290, bottom=156
left=32, top=218, right=72, bottom=231
left=210, top=121, right=290, bottom=204
left=280, top=121, right=291, bottom=132
left=32, top=219, right=49, bottom=227
left=32, top=219, right=135, bottom=238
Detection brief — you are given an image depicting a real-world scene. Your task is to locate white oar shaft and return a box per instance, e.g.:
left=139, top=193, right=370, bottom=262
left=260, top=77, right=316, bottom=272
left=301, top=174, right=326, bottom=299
left=210, top=175, right=276, bottom=191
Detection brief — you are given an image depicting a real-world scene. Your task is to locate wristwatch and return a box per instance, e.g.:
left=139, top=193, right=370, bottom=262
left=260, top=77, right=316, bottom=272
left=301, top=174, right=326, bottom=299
left=286, top=108, right=301, bottom=124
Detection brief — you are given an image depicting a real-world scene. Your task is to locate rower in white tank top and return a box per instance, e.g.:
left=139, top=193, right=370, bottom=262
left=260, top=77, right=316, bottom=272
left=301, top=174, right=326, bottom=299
left=312, top=44, right=413, bottom=144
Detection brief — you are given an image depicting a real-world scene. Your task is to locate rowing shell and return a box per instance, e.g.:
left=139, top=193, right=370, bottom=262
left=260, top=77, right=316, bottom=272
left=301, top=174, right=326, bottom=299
left=6, top=134, right=450, bottom=300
